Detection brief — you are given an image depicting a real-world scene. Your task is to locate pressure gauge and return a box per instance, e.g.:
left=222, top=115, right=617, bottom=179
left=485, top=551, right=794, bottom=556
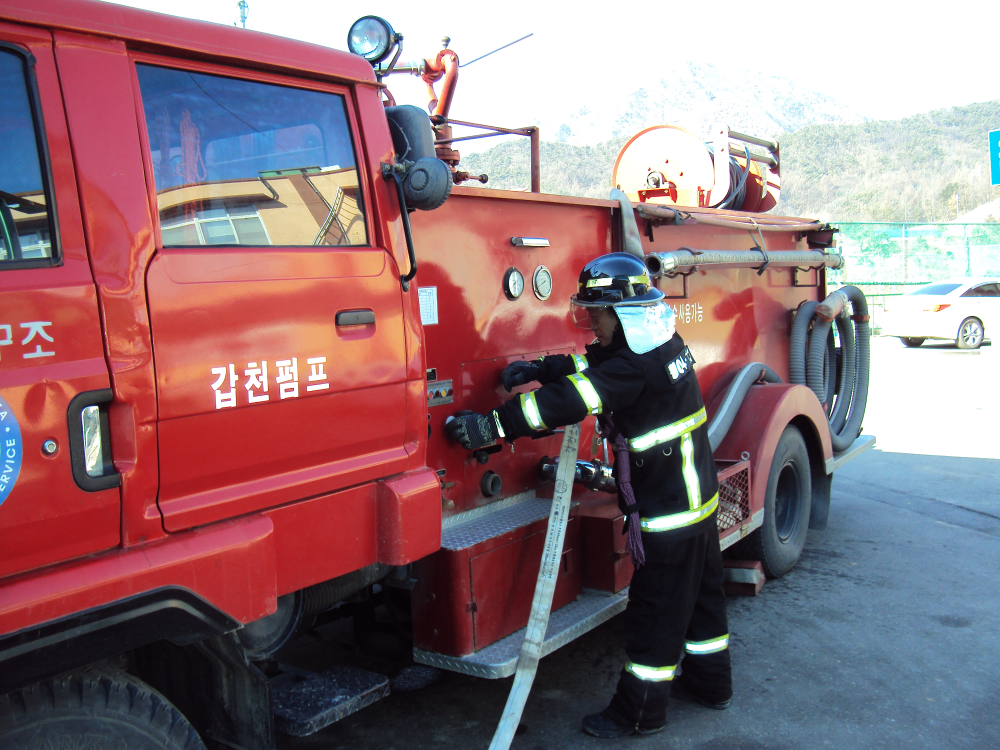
left=532, top=265, right=553, bottom=301
left=504, top=267, right=524, bottom=300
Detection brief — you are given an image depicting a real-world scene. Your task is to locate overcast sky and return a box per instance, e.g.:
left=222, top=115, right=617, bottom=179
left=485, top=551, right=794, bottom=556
left=106, top=0, right=998, bottom=143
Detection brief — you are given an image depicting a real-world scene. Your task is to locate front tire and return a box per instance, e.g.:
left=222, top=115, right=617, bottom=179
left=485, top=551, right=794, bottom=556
left=740, top=426, right=812, bottom=578
left=900, top=337, right=925, bottom=348
left=956, top=318, right=983, bottom=349
left=0, top=670, right=206, bottom=750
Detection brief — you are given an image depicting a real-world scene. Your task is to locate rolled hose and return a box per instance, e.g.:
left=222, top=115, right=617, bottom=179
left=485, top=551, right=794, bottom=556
left=796, top=286, right=871, bottom=452
left=708, top=286, right=870, bottom=454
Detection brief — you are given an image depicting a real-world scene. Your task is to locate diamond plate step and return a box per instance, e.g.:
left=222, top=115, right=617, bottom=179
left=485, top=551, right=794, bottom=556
left=413, top=588, right=629, bottom=679
left=272, top=665, right=390, bottom=737
left=441, top=494, right=552, bottom=551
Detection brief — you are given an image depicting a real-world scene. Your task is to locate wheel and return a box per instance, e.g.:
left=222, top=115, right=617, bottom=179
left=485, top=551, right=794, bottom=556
left=956, top=318, right=983, bottom=350
left=899, top=337, right=925, bottom=348
left=238, top=589, right=305, bottom=660
left=738, top=426, right=812, bottom=578
left=0, top=670, right=205, bottom=750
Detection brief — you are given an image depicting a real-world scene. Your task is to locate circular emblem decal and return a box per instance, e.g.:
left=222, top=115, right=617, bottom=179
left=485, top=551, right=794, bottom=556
left=0, top=393, right=23, bottom=508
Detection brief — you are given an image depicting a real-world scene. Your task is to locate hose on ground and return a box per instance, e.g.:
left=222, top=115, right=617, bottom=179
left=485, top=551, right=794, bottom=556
left=489, top=423, right=580, bottom=750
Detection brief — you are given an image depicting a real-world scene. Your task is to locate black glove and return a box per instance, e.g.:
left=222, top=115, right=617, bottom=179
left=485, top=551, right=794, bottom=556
left=501, top=360, right=542, bottom=392
left=446, top=410, right=502, bottom=450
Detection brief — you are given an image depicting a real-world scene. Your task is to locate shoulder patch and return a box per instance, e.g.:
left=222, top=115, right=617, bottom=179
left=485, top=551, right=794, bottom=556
left=664, top=346, right=695, bottom=384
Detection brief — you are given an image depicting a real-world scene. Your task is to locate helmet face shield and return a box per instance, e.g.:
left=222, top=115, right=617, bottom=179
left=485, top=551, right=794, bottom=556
left=570, top=299, right=605, bottom=329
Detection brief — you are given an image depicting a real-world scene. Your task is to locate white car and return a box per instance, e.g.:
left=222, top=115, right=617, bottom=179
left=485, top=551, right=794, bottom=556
left=880, top=278, right=1000, bottom=349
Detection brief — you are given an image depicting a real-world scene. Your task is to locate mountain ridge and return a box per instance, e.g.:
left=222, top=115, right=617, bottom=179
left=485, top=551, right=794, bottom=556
left=460, top=98, right=1000, bottom=221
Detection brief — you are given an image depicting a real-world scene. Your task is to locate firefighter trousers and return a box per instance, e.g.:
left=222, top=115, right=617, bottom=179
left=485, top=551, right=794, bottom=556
left=605, top=523, right=732, bottom=729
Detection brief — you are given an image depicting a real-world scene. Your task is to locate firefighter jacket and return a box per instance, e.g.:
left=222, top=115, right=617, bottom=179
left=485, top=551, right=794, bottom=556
left=494, top=325, right=719, bottom=542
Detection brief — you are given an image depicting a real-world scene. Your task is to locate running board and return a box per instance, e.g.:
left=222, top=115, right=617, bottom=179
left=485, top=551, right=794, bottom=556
left=413, top=588, right=628, bottom=679
left=825, top=434, right=876, bottom=474
left=271, top=665, right=390, bottom=737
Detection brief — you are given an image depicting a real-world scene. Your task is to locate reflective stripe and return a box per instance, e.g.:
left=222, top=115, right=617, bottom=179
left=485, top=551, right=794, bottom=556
left=680, top=433, right=701, bottom=510
left=625, top=660, right=676, bottom=682
left=492, top=410, right=506, bottom=439
left=567, top=373, right=603, bottom=415
left=571, top=354, right=588, bottom=373
left=639, top=493, right=718, bottom=532
left=685, top=634, right=729, bottom=654
left=628, top=407, right=707, bottom=452
left=585, top=273, right=651, bottom=289
left=520, top=392, right=547, bottom=430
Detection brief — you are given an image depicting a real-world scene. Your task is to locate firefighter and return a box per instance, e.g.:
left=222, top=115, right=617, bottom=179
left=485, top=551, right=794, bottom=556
left=446, top=252, right=732, bottom=738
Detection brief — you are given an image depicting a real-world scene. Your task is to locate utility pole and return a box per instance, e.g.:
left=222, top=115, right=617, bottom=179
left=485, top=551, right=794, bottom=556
left=236, top=0, right=248, bottom=28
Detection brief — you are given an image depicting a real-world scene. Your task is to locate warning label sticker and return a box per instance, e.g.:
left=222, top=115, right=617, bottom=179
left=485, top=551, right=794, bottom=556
left=418, top=287, right=438, bottom=326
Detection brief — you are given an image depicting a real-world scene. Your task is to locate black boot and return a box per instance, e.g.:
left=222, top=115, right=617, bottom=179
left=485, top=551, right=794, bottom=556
left=670, top=673, right=731, bottom=710
left=582, top=711, right=665, bottom=738
left=593, top=669, right=668, bottom=736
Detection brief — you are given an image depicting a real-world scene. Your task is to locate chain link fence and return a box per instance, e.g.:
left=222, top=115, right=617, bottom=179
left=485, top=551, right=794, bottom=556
left=826, top=223, right=1000, bottom=332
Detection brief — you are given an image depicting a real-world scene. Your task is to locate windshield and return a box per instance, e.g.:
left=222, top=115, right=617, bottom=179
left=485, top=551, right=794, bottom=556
left=909, top=283, right=961, bottom=296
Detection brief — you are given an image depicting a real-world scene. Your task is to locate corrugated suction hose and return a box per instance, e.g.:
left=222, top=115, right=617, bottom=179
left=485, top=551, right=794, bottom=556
left=792, top=286, right=871, bottom=452
left=707, top=287, right=870, bottom=455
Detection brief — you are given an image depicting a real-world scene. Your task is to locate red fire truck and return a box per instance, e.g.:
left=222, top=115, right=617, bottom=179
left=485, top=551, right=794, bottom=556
left=0, top=3, right=873, bottom=748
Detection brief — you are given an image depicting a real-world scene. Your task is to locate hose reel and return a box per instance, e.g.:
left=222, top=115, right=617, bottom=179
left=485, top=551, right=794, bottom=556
left=612, top=123, right=780, bottom=212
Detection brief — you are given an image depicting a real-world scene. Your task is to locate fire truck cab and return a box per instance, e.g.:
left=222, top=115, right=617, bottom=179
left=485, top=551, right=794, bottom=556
left=0, top=2, right=873, bottom=748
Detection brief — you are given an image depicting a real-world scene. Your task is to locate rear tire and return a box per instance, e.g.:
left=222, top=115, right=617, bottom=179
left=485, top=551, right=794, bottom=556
left=900, top=337, right=925, bottom=348
left=956, top=318, right=983, bottom=350
left=0, top=670, right=206, bottom=750
left=738, top=426, right=812, bottom=578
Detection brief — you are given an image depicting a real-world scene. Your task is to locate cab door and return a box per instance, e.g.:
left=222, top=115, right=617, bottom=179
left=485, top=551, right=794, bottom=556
left=0, top=25, right=119, bottom=578
left=134, top=58, right=409, bottom=532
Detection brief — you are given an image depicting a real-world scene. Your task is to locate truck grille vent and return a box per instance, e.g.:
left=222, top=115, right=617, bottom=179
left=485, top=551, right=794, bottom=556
left=716, top=463, right=750, bottom=532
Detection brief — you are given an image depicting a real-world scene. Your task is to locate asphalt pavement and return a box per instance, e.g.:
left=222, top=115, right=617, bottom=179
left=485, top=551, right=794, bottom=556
left=278, top=336, right=1000, bottom=750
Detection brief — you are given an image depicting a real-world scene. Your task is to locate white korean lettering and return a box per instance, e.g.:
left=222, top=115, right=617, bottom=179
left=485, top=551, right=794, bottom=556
left=211, top=364, right=237, bottom=409
left=666, top=304, right=702, bottom=325
left=0, top=325, right=11, bottom=361
left=306, top=356, right=329, bottom=392
left=275, top=358, right=299, bottom=399
left=245, top=361, right=269, bottom=403
left=20, top=321, right=55, bottom=359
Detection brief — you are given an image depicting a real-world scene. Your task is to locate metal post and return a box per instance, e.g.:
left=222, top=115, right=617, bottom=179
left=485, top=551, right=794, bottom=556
left=965, top=223, right=971, bottom=276
left=902, top=223, right=908, bottom=284
left=529, top=127, right=540, bottom=194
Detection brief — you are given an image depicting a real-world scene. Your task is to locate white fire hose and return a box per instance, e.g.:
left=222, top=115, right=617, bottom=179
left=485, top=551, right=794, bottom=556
left=489, top=423, right=581, bottom=750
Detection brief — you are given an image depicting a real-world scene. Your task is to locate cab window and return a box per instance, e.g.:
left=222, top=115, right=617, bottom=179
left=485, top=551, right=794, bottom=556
left=135, top=64, right=366, bottom=247
left=0, top=48, right=56, bottom=266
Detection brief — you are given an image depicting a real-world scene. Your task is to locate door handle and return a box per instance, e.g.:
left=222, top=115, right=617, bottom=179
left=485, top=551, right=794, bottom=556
left=67, top=389, right=121, bottom=492
left=336, top=309, right=376, bottom=326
